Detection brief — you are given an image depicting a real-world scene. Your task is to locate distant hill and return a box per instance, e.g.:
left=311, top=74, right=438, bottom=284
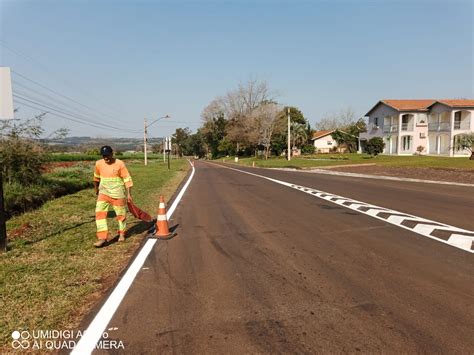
left=40, top=136, right=165, bottom=152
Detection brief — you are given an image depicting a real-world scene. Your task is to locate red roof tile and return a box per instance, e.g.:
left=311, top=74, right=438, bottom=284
left=435, top=99, right=474, bottom=107
left=312, top=130, right=334, bottom=140
left=382, top=99, right=435, bottom=111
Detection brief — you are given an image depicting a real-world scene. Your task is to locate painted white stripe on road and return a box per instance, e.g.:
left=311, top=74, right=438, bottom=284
left=269, top=167, right=474, bottom=187
left=71, top=160, right=196, bottom=355
left=212, top=163, right=474, bottom=254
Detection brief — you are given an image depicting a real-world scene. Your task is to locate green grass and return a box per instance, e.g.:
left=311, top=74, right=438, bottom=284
left=225, top=154, right=474, bottom=170
left=0, top=159, right=190, bottom=350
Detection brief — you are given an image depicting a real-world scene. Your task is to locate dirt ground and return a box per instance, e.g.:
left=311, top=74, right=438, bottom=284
left=331, top=165, right=474, bottom=184
left=41, top=161, right=79, bottom=172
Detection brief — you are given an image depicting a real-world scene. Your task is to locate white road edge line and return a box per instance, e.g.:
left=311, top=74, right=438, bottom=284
left=211, top=162, right=474, bottom=254
left=268, top=167, right=474, bottom=187
left=71, top=160, right=196, bottom=355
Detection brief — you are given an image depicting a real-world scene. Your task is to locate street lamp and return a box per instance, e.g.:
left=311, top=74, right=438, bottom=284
left=144, top=114, right=170, bottom=166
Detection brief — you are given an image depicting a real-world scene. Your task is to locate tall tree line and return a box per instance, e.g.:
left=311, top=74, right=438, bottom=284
left=175, top=79, right=314, bottom=158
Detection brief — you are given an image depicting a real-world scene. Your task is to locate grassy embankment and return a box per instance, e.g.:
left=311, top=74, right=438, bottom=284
left=226, top=154, right=474, bottom=170
left=4, top=163, right=93, bottom=217
left=0, top=159, right=189, bottom=350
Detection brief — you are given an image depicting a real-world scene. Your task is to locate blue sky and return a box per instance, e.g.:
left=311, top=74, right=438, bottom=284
left=1, top=0, right=473, bottom=138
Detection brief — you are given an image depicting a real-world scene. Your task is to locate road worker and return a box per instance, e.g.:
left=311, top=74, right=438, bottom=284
left=93, top=146, right=133, bottom=247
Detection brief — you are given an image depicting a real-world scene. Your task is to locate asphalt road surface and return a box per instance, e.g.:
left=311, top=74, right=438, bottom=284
left=93, top=161, right=474, bottom=354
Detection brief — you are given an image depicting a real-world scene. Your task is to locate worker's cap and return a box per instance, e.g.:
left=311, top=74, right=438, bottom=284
left=100, top=145, right=113, bottom=156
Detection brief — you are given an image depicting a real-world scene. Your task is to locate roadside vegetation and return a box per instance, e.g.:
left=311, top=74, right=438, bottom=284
left=0, top=159, right=190, bottom=350
left=167, top=79, right=369, bottom=160
left=4, top=163, right=92, bottom=217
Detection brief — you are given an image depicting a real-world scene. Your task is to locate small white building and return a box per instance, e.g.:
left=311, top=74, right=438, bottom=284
left=311, top=130, right=342, bottom=153
left=359, top=99, right=474, bottom=156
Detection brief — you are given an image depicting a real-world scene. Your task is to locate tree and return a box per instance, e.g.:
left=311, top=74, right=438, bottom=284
left=202, top=78, right=276, bottom=155
left=251, top=102, right=281, bottom=159
left=366, top=137, right=385, bottom=156
left=172, top=127, right=191, bottom=157
left=201, top=114, right=227, bottom=158
left=185, top=131, right=207, bottom=157
left=315, top=107, right=357, bottom=130
left=454, top=133, right=474, bottom=160
left=291, top=122, right=308, bottom=149
left=151, top=143, right=162, bottom=154
left=329, top=117, right=367, bottom=153
left=271, top=106, right=310, bottom=156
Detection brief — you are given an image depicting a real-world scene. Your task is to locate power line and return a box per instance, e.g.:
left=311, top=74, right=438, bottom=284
left=11, top=70, right=134, bottom=127
left=12, top=90, right=141, bottom=132
left=13, top=100, right=133, bottom=132
left=0, top=39, right=128, bottom=118
left=12, top=81, right=128, bottom=126
left=13, top=95, right=140, bottom=133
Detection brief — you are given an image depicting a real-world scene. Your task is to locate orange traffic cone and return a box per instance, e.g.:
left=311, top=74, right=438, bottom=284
left=154, top=196, right=176, bottom=239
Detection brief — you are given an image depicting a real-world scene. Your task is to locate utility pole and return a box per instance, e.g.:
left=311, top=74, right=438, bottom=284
left=287, top=107, right=291, bottom=161
left=167, top=137, right=171, bottom=170
left=144, top=118, right=148, bottom=166
left=163, top=137, right=166, bottom=162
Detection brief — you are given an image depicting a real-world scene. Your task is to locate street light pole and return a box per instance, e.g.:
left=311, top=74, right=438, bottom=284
left=143, top=115, right=170, bottom=166
left=144, top=118, right=148, bottom=166
left=287, top=107, right=291, bottom=161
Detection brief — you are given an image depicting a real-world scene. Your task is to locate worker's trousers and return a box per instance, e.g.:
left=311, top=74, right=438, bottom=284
left=95, top=194, right=127, bottom=240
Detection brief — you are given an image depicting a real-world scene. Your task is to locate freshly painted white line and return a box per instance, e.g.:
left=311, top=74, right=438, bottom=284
left=70, top=239, right=156, bottom=354
left=413, top=224, right=438, bottom=235
left=166, top=161, right=195, bottom=219
left=268, top=167, right=474, bottom=187
left=71, top=160, right=196, bottom=355
left=448, top=234, right=473, bottom=250
left=212, top=162, right=474, bottom=254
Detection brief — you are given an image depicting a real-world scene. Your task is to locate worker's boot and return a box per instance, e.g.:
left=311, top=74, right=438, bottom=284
left=118, top=234, right=125, bottom=242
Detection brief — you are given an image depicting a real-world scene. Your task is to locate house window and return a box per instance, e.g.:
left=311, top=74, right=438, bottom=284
left=327, top=141, right=333, bottom=145
left=402, top=136, right=412, bottom=151
left=454, top=111, right=462, bottom=129
left=374, top=117, right=379, bottom=127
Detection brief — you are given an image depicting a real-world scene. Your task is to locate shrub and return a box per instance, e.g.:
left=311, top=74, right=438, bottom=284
left=3, top=164, right=93, bottom=217
left=0, top=137, right=46, bottom=185
left=301, top=144, right=316, bottom=155
left=366, top=137, right=385, bottom=156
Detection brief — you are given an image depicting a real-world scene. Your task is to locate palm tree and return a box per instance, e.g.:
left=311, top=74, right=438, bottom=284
left=291, top=122, right=308, bottom=149
left=454, top=133, right=474, bottom=160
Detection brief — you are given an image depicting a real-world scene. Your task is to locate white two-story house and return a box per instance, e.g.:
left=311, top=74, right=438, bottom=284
left=359, top=99, right=474, bottom=156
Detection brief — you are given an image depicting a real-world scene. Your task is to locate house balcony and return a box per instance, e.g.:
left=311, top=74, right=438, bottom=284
left=383, top=124, right=398, bottom=133
left=401, top=123, right=414, bottom=131
left=454, top=121, right=471, bottom=130
left=428, top=122, right=451, bottom=132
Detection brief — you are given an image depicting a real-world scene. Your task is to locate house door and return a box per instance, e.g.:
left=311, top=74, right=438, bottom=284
left=391, top=136, right=398, bottom=154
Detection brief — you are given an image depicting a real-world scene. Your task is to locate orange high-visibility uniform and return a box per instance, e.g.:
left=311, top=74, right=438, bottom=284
left=93, top=159, right=133, bottom=240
